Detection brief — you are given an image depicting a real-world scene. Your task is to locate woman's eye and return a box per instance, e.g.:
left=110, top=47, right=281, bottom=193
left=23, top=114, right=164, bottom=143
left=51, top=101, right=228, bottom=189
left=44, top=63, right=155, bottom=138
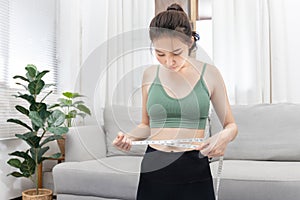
left=173, top=51, right=183, bottom=56
left=157, top=54, right=165, bottom=56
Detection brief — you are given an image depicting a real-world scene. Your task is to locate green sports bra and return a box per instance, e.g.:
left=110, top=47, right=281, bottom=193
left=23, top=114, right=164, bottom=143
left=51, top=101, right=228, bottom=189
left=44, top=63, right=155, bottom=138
left=146, top=64, right=210, bottom=130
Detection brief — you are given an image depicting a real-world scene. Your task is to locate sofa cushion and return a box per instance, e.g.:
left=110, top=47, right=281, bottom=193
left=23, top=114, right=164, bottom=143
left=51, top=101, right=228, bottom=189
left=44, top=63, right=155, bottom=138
left=211, top=103, right=300, bottom=161
left=65, top=126, right=107, bottom=161
left=104, top=105, right=147, bottom=156
left=53, top=156, right=143, bottom=200
left=210, top=160, right=300, bottom=200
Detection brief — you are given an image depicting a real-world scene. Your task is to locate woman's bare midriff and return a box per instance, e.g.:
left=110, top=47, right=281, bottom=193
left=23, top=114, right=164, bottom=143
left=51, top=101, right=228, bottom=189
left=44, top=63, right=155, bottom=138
left=148, top=127, right=205, bottom=152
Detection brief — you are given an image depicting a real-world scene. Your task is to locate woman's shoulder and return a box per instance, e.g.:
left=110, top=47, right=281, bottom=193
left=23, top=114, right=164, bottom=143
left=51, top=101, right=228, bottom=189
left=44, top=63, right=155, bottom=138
left=191, top=59, right=219, bottom=75
left=142, top=65, right=159, bottom=84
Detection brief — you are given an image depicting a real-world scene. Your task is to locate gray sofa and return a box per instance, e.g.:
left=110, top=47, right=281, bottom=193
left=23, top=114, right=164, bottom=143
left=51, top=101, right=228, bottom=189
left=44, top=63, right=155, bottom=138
left=53, top=103, right=300, bottom=200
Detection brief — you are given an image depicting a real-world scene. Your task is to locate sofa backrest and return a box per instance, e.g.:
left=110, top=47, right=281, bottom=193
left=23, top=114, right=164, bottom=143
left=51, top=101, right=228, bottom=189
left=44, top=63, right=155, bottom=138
left=104, top=105, right=146, bottom=156
left=104, top=103, right=300, bottom=161
left=211, top=103, right=300, bottom=161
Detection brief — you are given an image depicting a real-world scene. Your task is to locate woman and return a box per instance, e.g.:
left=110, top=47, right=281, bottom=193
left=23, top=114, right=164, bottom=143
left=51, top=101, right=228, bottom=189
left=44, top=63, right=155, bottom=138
left=113, top=3, right=238, bottom=200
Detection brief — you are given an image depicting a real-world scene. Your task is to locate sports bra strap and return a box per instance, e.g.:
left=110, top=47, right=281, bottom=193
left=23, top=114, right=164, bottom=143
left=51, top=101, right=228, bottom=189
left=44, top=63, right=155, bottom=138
left=156, top=65, right=160, bottom=77
left=200, top=63, right=207, bottom=80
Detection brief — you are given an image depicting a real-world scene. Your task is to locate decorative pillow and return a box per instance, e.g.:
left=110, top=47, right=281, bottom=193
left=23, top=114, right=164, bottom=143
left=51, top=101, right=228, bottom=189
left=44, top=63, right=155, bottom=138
left=210, top=103, right=300, bottom=161
left=104, top=105, right=147, bottom=156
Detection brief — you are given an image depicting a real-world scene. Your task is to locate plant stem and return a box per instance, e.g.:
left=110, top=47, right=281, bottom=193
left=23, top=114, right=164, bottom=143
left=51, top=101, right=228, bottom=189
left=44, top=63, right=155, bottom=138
left=67, top=101, right=71, bottom=127
left=35, top=148, right=39, bottom=195
left=41, top=90, right=53, bottom=103
left=41, top=129, right=46, bottom=138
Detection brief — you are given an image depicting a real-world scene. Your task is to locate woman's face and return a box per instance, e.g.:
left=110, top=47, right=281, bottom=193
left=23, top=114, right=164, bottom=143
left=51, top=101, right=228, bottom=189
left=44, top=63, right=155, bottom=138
left=153, top=36, right=191, bottom=72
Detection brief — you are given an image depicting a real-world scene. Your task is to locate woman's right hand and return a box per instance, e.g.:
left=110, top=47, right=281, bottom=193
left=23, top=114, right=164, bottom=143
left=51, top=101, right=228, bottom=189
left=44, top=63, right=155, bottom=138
left=112, top=132, right=132, bottom=152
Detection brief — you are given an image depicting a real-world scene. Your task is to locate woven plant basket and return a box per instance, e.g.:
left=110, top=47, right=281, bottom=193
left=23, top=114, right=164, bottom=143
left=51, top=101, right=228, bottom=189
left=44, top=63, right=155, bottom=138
left=22, top=188, right=52, bottom=200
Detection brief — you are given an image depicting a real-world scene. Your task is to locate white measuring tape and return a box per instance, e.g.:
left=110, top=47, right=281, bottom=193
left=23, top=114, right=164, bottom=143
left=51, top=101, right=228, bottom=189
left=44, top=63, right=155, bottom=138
left=132, top=138, right=223, bottom=200
left=132, top=138, right=203, bottom=149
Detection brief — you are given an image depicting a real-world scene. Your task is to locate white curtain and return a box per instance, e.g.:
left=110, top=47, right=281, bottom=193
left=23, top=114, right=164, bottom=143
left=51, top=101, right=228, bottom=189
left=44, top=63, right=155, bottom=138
left=269, top=0, right=300, bottom=103
left=212, top=0, right=300, bottom=104
left=105, top=0, right=156, bottom=107
left=74, top=0, right=155, bottom=125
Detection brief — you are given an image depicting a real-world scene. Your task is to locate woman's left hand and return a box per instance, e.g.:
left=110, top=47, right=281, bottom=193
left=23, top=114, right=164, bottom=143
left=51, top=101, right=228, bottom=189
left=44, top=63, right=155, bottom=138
left=195, top=131, right=231, bottom=158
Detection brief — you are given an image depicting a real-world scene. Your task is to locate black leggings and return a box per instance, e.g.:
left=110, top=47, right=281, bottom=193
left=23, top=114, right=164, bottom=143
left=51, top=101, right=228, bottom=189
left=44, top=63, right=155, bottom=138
left=136, top=145, right=215, bottom=200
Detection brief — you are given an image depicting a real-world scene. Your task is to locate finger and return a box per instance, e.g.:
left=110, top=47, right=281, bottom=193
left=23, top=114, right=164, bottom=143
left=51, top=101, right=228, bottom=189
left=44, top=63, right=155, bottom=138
left=208, top=150, right=224, bottom=158
left=120, top=137, right=130, bottom=149
left=123, top=142, right=131, bottom=151
left=200, top=144, right=215, bottom=156
left=126, top=144, right=131, bottom=151
left=115, top=134, right=125, bottom=146
left=117, top=131, right=124, bottom=137
left=196, top=142, right=210, bottom=150
left=116, top=132, right=124, bottom=140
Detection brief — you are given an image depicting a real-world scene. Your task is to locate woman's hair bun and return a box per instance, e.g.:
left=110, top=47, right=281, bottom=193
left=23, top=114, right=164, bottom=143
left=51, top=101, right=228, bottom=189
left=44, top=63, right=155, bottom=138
left=166, top=3, right=184, bottom=12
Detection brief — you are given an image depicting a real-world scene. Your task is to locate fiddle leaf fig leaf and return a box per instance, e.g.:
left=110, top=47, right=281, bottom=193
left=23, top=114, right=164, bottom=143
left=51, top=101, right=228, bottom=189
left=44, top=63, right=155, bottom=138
left=7, top=158, right=22, bottom=169
left=48, top=110, right=65, bottom=127
left=77, top=104, right=91, bottom=115
left=30, top=103, right=47, bottom=112
left=16, top=132, right=41, bottom=148
left=40, top=135, right=62, bottom=146
left=47, top=127, right=68, bottom=135
left=29, top=111, right=44, bottom=128
left=15, top=94, right=35, bottom=104
left=9, top=151, right=31, bottom=159
left=36, top=70, right=49, bottom=80
left=28, top=79, right=45, bottom=95
left=15, top=105, right=29, bottom=116
left=20, top=158, right=35, bottom=177
left=25, top=64, right=37, bottom=80
left=7, top=171, right=25, bottom=178
left=37, top=146, right=50, bottom=164
left=7, top=119, right=33, bottom=131
left=13, top=75, right=29, bottom=82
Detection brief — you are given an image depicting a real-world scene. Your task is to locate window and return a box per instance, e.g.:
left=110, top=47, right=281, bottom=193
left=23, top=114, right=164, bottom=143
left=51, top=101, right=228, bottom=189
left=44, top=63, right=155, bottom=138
left=0, top=0, right=59, bottom=139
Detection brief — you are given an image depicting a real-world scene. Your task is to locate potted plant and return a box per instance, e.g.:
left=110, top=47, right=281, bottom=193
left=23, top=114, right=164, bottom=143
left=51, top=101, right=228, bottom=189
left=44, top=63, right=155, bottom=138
left=49, top=92, right=91, bottom=156
left=51, top=91, right=91, bottom=127
left=6, top=64, right=68, bottom=199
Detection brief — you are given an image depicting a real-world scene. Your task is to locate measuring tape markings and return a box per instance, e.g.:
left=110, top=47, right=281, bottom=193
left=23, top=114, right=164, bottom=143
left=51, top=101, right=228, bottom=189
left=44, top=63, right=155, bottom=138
left=131, top=138, right=204, bottom=149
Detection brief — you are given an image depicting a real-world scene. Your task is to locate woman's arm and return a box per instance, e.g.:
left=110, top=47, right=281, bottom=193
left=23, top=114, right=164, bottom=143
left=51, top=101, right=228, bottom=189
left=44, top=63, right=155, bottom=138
left=197, top=65, right=238, bottom=157
left=113, top=68, right=152, bottom=151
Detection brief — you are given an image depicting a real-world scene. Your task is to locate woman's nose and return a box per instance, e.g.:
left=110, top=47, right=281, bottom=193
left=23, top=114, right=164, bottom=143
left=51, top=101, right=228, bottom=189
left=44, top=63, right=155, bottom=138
left=165, top=55, right=175, bottom=66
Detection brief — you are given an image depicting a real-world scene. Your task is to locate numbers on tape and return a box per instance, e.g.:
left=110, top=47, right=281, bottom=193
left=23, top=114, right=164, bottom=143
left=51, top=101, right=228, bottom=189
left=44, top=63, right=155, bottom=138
left=131, top=138, right=204, bottom=149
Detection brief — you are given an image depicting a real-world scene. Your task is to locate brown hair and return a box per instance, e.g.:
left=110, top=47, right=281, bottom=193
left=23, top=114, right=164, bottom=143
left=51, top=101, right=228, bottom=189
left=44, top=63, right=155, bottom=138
left=149, top=3, right=199, bottom=55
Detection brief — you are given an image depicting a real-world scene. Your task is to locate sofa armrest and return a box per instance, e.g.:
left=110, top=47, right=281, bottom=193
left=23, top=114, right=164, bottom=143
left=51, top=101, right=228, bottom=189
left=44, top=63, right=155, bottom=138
left=65, top=125, right=107, bottom=162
